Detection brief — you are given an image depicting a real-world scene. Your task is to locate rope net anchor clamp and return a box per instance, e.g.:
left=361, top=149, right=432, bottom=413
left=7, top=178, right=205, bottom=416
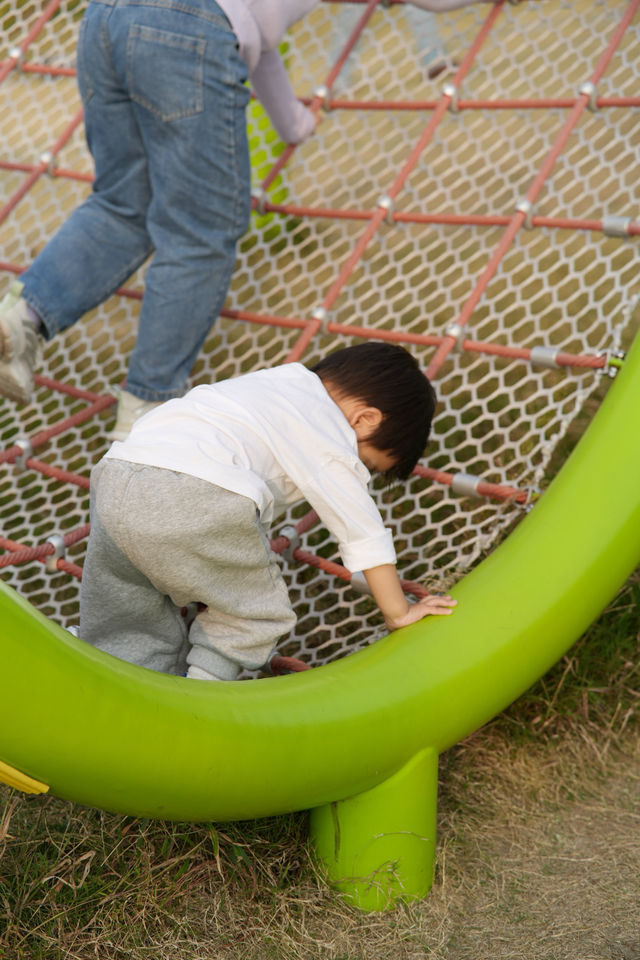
left=350, top=571, right=373, bottom=596
left=602, top=216, right=633, bottom=238
left=250, top=187, right=267, bottom=216
left=515, top=198, right=534, bottom=229
left=524, top=486, right=542, bottom=512
left=444, top=322, right=465, bottom=351
left=313, top=85, right=331, bottom=110
left=376, top=194, right=395, bottom=224
left=530, top=346, right=560, bottom=370
left=13, top=437, right=33, bottom=473
left=442, top=82, right=459, bottom=112
left=45, top=534, right=66, bottom=573
left=579, top=81, right=598, bottom=111
left=599, top=349, right=626, bottom=379
left=279, top=525, right=301, bottom=564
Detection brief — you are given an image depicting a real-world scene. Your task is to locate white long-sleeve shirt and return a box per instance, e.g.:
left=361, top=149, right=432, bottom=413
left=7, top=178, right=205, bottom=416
left=216, top=0, right=490, bottom=143
left=106, top=365, right=396, bottom=574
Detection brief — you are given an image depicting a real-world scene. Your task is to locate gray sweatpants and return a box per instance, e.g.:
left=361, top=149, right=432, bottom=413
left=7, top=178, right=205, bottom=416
left=79, top=459, right=296, bottom=680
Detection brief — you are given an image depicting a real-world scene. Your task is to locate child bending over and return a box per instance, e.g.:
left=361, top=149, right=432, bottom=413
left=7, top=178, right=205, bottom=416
left=79, top=343, right=456, bottom=681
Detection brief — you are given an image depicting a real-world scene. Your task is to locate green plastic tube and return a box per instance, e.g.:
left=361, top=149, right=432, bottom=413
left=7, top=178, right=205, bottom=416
left=0, top=332, right=638, bottom=910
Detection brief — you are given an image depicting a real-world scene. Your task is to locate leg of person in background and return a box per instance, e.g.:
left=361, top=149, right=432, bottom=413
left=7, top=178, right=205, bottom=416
left=0, top=0, right=154, bottom=410
left=118, top=0, right=251, bottom=416
left=327, top=3, right=444, bottom=95
left=0, top=0, right=251, bottom=443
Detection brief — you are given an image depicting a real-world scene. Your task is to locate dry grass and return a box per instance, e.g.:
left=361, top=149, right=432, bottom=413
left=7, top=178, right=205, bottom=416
left=432, top=730, right=640, bottom=960
left=1, top=732, right=638, bottom=960
left=1, top=574, right=638, bottom=960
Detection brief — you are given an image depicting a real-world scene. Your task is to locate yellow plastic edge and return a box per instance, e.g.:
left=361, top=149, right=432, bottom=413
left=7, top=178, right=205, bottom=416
left=0, top=757, right=49, bottom=795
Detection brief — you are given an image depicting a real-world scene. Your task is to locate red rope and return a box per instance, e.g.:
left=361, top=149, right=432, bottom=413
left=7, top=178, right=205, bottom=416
left=250, top=202, right=640, bottom=239
left=426, top=0, right=640, bottom=382
left=0, top=109, right=83, bottom=224
left=16, top=457, right=90, bottom=489
left=0, top=524, right=90, bottom=573
left=313, top=95, right=640, bottom=112
left=0, top=393, right=115, bottom=468
left=270, top=655, right=311, bottom=675
left=0, top=0, right=63, bottom=83
left=0, top=0, right=634, bottom=605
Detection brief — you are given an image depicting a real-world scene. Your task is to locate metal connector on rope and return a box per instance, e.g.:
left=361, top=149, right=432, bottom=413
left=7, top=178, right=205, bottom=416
left=530, top=346, right=560, bottom=370
left=515, top=198, right=534, bottom=229
left=444, top=322, right=465, bottom=351
left=450, top=472, right=481, bottom=499
left=442, top=82, right=459, bottom=112
left=250, top=187, right=267, bottom=216
left=313, top=85, right=331, bottom=110
left=279, top=525, right=300, bottom=563
left=13, top=438, right=33, bottom=473
left=602, top=216, right=632, bottom=238
left=311, top=306, right=329, bottom=332
left=8, top=46, right=24, bottom=66
left=350, top=571, right=373, bottom=596
left=39, top=151, right=55, bottom=175
left=579, top=81, right=598, bottom=111
left=45, top=534, right=66, bottom=573
left=377, top=194, right=395, bottom=224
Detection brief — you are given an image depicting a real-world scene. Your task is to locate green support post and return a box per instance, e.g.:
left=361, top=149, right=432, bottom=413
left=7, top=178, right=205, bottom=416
left=310, top=748, right=439, bottom=911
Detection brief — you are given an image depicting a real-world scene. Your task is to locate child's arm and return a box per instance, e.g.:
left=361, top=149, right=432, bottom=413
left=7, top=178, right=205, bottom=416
left=363, top=563, right=457, bottom=631
left=250, top=49, right=316, bottom=144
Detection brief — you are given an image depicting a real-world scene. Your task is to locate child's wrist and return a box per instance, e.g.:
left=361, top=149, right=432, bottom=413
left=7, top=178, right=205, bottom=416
left=383, top=603, right=412, bottom=630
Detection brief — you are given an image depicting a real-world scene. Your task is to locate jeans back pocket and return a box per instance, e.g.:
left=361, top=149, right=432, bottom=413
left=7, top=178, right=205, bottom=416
left=126, top=23, right=205, bottom=122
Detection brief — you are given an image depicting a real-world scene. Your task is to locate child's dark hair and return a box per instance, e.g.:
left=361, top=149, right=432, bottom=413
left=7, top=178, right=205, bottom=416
left=312, top=342, right=436, bottom=480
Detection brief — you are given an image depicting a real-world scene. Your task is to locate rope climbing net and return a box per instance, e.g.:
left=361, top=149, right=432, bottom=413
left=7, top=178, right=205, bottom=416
left=1, top=0, right=638, bottom=669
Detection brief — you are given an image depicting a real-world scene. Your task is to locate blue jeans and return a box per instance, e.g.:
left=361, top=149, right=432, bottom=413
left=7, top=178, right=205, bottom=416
left=22, top=0, right=251, bottom=401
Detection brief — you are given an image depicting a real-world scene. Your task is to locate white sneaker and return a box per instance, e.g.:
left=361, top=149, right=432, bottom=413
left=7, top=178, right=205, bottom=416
left=186, top=665, right=223, bottom=681
left=0, top=280, right=41, bottom=404
left=109, top=388, right=161, bottom=442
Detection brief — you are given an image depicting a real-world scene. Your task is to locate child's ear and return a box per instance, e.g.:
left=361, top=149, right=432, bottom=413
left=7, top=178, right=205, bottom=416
left=350, top=405, right=383, bottom=439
